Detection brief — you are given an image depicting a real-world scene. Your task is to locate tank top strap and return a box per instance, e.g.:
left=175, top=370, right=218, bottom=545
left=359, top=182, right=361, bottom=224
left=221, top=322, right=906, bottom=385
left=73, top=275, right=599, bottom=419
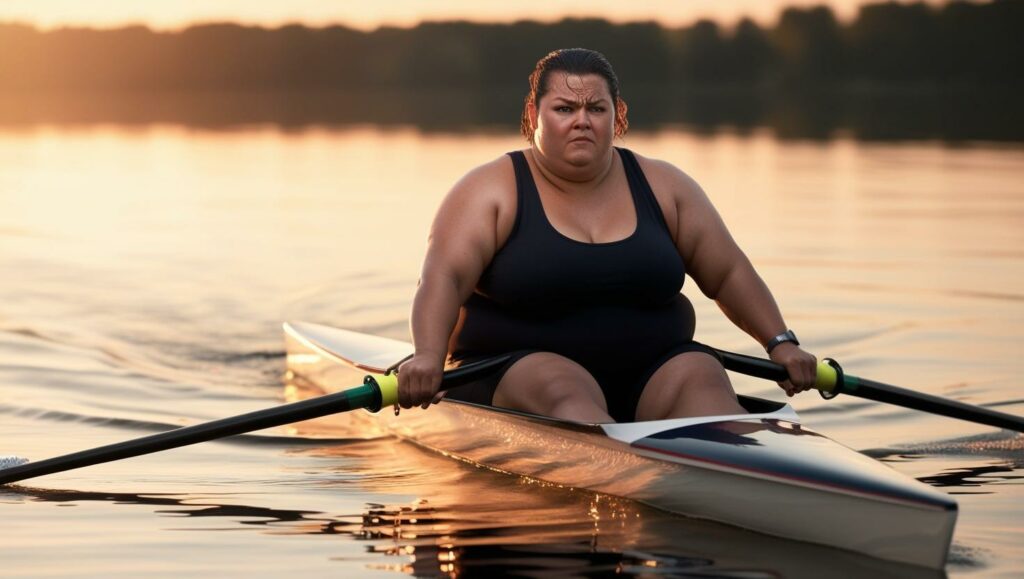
left=505, top=150, right=544, bottom=238
left=616, top=147, right=672, bottom=234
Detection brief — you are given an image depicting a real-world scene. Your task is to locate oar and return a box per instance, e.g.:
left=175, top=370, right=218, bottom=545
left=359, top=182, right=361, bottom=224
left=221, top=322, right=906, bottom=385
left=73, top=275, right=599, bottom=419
left=0, top=355, right=510, bottom=486
left=714, top=348, right=1024, bottom=433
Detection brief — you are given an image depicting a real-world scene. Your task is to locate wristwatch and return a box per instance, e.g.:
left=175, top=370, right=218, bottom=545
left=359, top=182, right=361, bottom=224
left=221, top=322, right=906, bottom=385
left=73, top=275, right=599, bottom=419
left=765, top=330, right=799, bottom=354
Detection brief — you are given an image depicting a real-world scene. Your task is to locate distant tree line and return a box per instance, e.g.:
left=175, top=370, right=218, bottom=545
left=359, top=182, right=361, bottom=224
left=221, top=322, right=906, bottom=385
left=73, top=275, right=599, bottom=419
left=0, top=0, right=1020, bottom=92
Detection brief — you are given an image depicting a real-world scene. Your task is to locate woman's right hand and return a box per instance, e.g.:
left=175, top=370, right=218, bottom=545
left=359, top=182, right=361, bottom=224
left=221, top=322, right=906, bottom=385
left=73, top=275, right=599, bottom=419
left=397, top=353, right=445, bottom=410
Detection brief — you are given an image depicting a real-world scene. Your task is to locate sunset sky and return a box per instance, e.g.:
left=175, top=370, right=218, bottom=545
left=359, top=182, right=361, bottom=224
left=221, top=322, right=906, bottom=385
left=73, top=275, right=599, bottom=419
left=0, top=0, right=958, bottom=30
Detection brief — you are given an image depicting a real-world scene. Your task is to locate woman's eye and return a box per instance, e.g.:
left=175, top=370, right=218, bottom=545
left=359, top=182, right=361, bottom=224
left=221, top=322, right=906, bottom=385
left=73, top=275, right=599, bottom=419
left=556, top=106, right=572, bottom=113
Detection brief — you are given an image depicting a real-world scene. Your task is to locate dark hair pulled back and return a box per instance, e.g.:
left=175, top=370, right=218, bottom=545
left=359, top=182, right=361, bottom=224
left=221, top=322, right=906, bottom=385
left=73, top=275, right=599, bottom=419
left=520, top=48, right=629, bottom=141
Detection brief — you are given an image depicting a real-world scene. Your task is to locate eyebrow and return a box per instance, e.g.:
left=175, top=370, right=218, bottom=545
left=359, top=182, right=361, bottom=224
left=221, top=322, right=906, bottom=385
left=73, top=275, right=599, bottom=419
left=550, top=96, right=611, bottom=105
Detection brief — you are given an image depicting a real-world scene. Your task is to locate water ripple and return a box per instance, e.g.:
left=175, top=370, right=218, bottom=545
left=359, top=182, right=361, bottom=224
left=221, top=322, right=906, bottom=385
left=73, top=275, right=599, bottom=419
left=1, top=483, right=944, bottom=578
left=862, top=430, right=1024, bottom=459
left=0, top=403, right=375, bottom=447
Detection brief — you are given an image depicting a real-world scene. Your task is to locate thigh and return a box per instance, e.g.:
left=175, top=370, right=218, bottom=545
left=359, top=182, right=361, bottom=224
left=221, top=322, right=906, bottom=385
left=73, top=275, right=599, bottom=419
left=493, top=352, right=608, bottom=416
left=635, top=351, right=745, bottom=421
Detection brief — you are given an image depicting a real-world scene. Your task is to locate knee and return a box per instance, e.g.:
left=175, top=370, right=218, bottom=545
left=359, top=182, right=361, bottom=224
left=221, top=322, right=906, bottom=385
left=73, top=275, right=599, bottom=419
left=638, top=353, right=735, bottom=420
left=532, top=357, right=600, bottom=406
left=682, top=356, right=731, bottom=391
left=498, top=352, right=605, bottom=410
left=544, top=380, right=594, bottom=410
left=656, top=353, right=727, bottom=390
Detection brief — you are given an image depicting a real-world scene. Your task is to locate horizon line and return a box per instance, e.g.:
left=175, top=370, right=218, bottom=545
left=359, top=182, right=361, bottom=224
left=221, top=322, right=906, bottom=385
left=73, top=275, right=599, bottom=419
left=0, top=9, right=859, bottom=35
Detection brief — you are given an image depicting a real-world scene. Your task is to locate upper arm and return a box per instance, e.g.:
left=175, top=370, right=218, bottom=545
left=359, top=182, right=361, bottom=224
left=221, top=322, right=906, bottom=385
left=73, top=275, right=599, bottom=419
left=421, top=155, right=515, bottom=300
left=638, top=155, right=747, bottom=299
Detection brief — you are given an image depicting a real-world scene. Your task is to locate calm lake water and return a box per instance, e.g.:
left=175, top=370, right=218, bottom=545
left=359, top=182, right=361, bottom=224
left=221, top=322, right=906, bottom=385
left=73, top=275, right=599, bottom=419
left=1, top=123, right=1022, bottom=577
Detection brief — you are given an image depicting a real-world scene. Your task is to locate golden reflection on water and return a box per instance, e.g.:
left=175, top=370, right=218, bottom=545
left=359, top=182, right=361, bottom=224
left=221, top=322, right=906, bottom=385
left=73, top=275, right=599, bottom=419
left=3, top=125, right=1023, bottom=442
left=279, top=436, right=939, bottom=578
left=2, top=126, right=1022, bottom=389
left=1, top=125, right=1022, bottom=576
left=3, top=126, right=1020, bottom=287
left=275, top=368, right=943, bottom=577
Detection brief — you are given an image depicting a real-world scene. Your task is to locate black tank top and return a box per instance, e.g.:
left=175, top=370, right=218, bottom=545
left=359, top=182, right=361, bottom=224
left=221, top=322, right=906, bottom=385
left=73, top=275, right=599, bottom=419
left=451, top=148, right=697, bottom=371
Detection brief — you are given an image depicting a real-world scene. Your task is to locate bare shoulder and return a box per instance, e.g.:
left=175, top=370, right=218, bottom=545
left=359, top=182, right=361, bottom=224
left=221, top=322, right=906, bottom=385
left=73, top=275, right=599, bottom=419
left=452, top=153, right=515, bottom=193
left=631, top=151, right=704, bottom=200
left=433, top=152, right=518, bottom=246
left=443, top=153, right=515, bottom=210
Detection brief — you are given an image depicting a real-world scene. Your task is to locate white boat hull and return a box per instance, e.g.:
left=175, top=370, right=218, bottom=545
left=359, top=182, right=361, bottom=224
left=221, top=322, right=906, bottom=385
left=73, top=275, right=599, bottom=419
left=284, top=321, right=957, bottom=569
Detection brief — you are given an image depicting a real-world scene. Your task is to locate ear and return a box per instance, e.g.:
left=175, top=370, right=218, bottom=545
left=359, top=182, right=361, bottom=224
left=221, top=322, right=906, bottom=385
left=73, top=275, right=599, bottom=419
left=527, top=101, right=538, bottom=131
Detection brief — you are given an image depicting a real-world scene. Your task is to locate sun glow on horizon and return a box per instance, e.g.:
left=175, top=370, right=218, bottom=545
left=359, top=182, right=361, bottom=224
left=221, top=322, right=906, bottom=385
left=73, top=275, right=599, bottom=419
left=0, top=0, right=956, bottom=31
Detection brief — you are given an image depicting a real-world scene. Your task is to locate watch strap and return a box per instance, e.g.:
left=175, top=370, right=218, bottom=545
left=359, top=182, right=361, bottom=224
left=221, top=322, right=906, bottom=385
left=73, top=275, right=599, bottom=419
left=765, top=330, right=799, bottom=354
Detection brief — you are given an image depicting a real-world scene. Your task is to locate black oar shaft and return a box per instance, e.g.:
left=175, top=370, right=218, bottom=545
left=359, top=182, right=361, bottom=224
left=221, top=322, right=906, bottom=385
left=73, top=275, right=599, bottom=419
left=716, top=350, right=790, bottom=382
left=0, top=355, right=511, bottom=486
left=715, top=349, right=1024, bottom=433
left=840, top=376, right=1024, bottom=432
left=0, top=386, right=371, bottom=485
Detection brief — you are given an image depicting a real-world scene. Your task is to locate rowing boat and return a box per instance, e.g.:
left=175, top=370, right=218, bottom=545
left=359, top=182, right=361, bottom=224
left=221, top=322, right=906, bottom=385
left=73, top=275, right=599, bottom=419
left=283, top=321, right=957, bottom=570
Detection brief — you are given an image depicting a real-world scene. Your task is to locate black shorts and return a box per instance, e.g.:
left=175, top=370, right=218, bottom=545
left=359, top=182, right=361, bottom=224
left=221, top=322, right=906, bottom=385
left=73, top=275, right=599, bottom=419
left=444, top=341, right=722, bottom=423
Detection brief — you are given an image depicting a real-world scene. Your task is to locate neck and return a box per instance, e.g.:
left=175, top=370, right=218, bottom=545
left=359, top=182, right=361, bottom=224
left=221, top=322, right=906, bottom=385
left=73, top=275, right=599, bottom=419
left=529, top=146, right=616, bottom=194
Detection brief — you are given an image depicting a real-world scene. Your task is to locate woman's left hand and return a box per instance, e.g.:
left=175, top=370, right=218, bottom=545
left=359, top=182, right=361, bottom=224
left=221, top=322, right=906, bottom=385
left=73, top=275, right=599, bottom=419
left=769, top=343, right=817, bottom=397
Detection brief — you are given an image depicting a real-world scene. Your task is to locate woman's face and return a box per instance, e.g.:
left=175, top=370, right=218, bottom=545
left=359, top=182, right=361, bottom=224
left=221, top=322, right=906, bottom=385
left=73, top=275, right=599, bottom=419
left=530, top=72, right=615, bottom=169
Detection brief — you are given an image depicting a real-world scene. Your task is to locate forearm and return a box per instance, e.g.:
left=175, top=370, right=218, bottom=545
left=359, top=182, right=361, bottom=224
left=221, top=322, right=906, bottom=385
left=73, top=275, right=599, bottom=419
left=712, top=259, right=788, bottom=349
left=410, top=272, right=465, bottom=362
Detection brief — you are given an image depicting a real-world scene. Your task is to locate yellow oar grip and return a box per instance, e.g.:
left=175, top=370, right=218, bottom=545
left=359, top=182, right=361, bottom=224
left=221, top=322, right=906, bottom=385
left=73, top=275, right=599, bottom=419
left=371, top=373, right=399, bottom=408
left=815, top=361, right=838, bottom=392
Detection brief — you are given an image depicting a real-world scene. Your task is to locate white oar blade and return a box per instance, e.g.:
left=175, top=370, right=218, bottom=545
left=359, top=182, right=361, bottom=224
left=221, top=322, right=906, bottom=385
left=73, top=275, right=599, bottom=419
left=0, top=456, right=30, bottom=470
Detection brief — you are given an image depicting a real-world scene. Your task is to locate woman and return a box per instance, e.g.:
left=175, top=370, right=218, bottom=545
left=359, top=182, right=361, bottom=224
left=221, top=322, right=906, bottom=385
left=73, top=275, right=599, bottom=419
left=397, top=48, right=817, bottom=423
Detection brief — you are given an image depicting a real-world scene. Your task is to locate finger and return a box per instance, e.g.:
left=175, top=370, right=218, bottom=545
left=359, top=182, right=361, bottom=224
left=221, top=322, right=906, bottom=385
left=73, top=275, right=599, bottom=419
left=794, top=364, right=811, bottom=393
left=405, top=375, right=416, bottom=408
left=397, top=373, right=409, bottom=408
left=789, top=362, right=810, bottom=391
left=414, top=374, right=433, bottom=408
left=422, top=373, right=438, bottom=405
left=778, top=381, right=794, bottom=397
left=790, top=363, right=805, bottom=388
left=781, top=367, right=796, bottom=393
left=431, top=390, right=446, bottom=405
left=401, top=373, right=418, bottom=409
left=788, top=378, right=801, bottom=396
left=419, top=380, right=435, bottom=409
left=403, top=377, right=419, bottom=407
left=792, top=369, right=806, bottom=392
left=806, top=356, right=819, bottom=389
